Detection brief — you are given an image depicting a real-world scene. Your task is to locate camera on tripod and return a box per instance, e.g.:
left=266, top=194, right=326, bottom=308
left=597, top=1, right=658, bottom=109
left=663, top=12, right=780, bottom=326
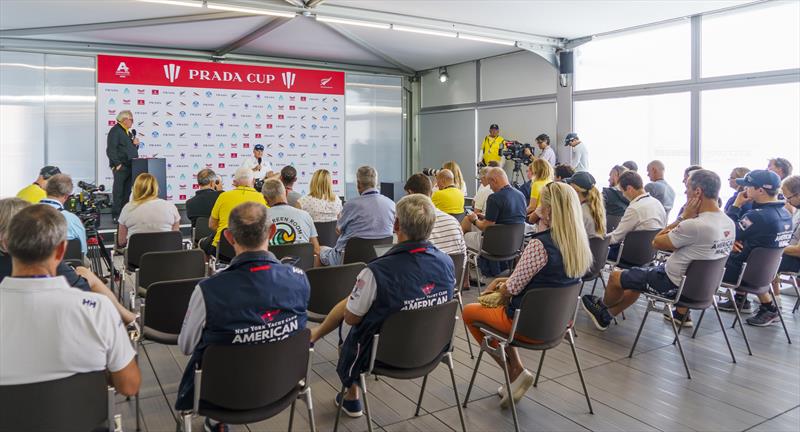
left=501, top=141, right=534, bottom=164
left=421, top=168, right=440, bottom=177
left=66, top=181, right=110, bottom=232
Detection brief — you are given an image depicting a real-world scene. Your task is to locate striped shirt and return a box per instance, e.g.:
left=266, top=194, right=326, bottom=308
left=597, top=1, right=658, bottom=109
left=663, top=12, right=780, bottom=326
left=429, top=209, right=466, bottom=255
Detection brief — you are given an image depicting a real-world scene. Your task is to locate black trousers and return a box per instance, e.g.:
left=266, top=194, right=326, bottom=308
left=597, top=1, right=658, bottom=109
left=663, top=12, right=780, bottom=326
left=111, top=166, right=132, bottom=219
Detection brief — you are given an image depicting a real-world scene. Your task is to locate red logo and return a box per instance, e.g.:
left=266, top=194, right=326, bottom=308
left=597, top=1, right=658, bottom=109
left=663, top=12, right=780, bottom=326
left=255, top=133, right=262, bottom=138
left=289, top=105, right=296, bottom=111
left=192, top=184, right=200, bottom=189
left=277, top=114, right=284, bottom=120
left=108, top=120, right=116, bottom=126
left=137, top=89, right=145, bottom=94
left=332, top=179, right=339, bottom=185
left=243, top=143, right=250, bottom=148
left=231, top=153, right=238, bottom=158
left=724, top=230, right=731, bottom=237
left=218, top=163, right=225, bottom=168
left=260, top=309, right=280, bottom=322
left=300, top=96, right=307, bottom=101
left=137, top=99, right=145, bottom=105
left=151, top=89, right=159, bottom=95
left=179, top=194, right=187, bottom=200
left=266, top=124, right=273, bottom=129
left=421, top=283, right=435, bottom=295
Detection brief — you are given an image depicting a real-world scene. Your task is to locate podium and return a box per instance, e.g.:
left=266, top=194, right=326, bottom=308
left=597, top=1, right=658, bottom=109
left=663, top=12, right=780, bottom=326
left=132, top=158, right=167, bottom=199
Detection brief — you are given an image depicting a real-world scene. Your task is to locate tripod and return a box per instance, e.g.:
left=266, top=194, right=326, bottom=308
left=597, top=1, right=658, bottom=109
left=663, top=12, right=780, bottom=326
left=509, top=159, right=526, bottom=188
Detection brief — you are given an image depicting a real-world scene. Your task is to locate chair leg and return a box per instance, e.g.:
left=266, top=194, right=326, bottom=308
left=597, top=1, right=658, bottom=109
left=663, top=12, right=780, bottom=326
left=712, top=301, right=736, bottom=364
left=772, top=292, right=792, bottom=344
left=135, top=339, right=142, bottom=431
left=182, top=412, right=192, bottom=432
left=628, top=305, right=651, bottom=358
left=498, top=344, right=520, bottom=432
left=359, top=374, right=374, bottom=432
left=729, top=290, right=753, bottom=355
left=791, top=276, right=800, bottom=313
left=415, top=374, right=428, bottom=417
left=533, top=350, right=546, bottom=387
left=446, top=353, right=467, bottom=432
left=567, top=329, right=594, bottom=414
left=463, top=348, right=485, bottom=407
left=300, top=387, right=316, bottom=432
left=691, top=309, right=706, bottom=339
left=590, top=278, right=599, bottom=296
left=457, top=292, right=475, bottom=359
left=332, top=386, right=346, bottom=432
left=288, top=400, right=296, bottom=432
left=474, top=256, right=483, bottom=292
left=667, top=307, right=692, bottom=379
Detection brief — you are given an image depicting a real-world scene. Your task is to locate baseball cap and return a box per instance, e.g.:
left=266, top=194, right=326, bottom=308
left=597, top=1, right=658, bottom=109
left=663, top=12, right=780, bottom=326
left=564, top=132, right=579, bottom=146
left=254, top=144, right=264, bottom=151
left=565, top=171, right=596, bottom=190
left=735, top=169, right=781, bottom=191
left=489, top=124, right=499, bottom=130
left=39, top=166, right=61, bottom=179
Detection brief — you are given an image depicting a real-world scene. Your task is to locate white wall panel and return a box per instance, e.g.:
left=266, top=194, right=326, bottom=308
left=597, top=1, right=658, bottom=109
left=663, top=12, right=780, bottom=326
left=480, top=52, right=557, bottom=102
left=421, top=62, right=476, bottom=108
left=419, top=109, right=477, bottom=194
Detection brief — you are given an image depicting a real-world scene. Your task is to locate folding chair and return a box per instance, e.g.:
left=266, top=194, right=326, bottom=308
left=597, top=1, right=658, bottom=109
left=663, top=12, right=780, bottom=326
left=466, top=223, right=525, bottom=291
left=342, top=236, right=393, bottom=265
left=314, top=221, right=339, bottom=248
left=449, top=252, right=474, bottom=358
left=306, top=263, right=365, bottom=322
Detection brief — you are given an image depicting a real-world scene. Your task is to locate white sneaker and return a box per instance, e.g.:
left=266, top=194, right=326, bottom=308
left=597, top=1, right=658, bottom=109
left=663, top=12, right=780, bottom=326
left=499, top=370, right=534, bottom=408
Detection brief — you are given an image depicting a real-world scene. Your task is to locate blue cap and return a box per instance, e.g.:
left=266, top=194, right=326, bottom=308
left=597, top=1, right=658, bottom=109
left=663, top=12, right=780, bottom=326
left=254, top=144, right=264, bottom=151
left=564, top=132, right=579, bottom=145
left=735, top=169, right=781, bottom=191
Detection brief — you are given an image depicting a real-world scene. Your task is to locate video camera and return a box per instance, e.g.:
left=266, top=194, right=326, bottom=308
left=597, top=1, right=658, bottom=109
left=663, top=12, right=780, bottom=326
left=66, top=181, right=110, bottom=233
left=501, top=140, right=534, bottom=164
left=422, top=168, right=440, bottom=177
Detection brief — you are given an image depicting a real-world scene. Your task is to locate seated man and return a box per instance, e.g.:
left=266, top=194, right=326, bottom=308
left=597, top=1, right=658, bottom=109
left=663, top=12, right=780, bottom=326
left=0, top=205, right=140, bottom=397
left=280, top=165, right=303, bottom=209
left=771, top=175, right=800, bottom=304
left=175, top=202, right=310, bottom=430
left=582, top=170, right=735, bottom=330
left=645, top=160, right=676, bottom=218
left=309, top=194, right=454, bottom=417
left=39, top=173, right=88, bottom=255
left=607, top=171, right=667, bottom=261
left=200, top=166, right=267, bottom=257
left=603, top=165, right=629, bottom=218
left=404, top=173, right=466, bottom=255
left=720, top=170, right=792, bottom=326
left=431, top=169, right=465, bottom=216
left=16, top=165, right=60, bottom=204
left=261, top=178, right=320, bottom=257
left=185, top=168, right=222, bottom=227
left=474, top=162, right=500, bottom=213
left=319, top=166, right=395, bottom=266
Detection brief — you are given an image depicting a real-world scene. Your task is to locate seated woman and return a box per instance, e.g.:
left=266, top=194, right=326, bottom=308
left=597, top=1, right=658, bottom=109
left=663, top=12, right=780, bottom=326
left=117, top=173, right=180, bottom=247
left=527, top=158, right=554, bottom=225
left=565, top=171, right=607, bottom=239
left=462, top=182, right=592, bottom=408
left=299, top=169, right=343, bottom=223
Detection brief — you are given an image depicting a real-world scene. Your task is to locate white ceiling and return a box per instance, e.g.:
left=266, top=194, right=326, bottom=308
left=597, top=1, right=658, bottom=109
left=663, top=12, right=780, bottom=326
left=0, top=0, right=759, bottom=72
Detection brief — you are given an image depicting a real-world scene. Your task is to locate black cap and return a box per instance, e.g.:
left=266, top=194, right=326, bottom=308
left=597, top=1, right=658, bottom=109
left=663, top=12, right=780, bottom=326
left=564, top=132, right=579, bottom=146
left=565, top=171, right=596, bottom=190
left=489, top=124, right=499, bottom=130
left=735, top=169, right=781, bottom=191
left=39, top=166, right=61, bottom=179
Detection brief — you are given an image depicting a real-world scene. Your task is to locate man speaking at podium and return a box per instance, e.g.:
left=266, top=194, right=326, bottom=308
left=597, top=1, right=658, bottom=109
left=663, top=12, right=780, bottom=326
left=106, top=110, right=140, bottom=221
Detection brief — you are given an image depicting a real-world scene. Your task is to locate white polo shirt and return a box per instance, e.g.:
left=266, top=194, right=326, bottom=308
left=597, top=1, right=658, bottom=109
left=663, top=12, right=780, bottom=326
left=0, top=276, right=135, bottom=385
left=609, top=193, right=667, bottom=244
left=241, top=156, right=273, bottom=175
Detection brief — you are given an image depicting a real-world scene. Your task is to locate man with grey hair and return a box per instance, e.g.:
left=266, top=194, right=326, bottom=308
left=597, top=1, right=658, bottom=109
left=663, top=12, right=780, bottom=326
left=307, top=194, right=454, bottom=417
left=186, top=168, right=222, bottom=228
left=176, top=202, right=309, bottom=430
left=0, top=204, right=141, bottom=396
left=39, top=173, right=87, bottom=254
left=473, top=166, right=494, bottom=214
left=261, top=178, right=320, bottom=256
left=106, top=109, right=140, bottom=220
left=645, top=160, right=676, bottom=217
left=319, top=166, right=395, bottom=266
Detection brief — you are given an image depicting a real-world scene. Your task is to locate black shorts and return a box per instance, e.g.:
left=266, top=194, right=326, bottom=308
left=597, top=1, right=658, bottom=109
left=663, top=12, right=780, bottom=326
left=778, top=255, right=800, bottom=274
left=620, top=265, right=679, bottom=298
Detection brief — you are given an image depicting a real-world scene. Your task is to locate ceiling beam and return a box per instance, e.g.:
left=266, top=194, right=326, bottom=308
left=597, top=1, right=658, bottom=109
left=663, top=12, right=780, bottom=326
left=215, top=17, right=292, bottom=57
left=283, top=0, right=306, bottom=8
left=320, top=22, right=416, bottom=74
left=305, top=0, right=328, bottom=7
left=0, top=12, right=249, bottom=37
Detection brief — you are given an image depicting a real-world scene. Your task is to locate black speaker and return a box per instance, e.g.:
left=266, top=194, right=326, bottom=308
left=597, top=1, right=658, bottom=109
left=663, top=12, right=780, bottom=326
left=559, top=51, right=574, bottom=74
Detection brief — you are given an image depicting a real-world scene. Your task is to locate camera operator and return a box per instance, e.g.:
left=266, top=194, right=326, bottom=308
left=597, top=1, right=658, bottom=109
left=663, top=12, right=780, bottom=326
left=39, top=174, right=87, bottom=255
left=479, top=124, right=505, bottom=167
left=523, top=133, right=557, bottom=166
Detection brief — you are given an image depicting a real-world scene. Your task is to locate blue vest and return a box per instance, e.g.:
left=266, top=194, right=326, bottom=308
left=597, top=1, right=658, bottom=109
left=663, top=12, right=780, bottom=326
left=507, top=230, right=580, bottom=318
left=175, top=251, right=309, bottom=410
left=727, top=201, right=793, bottom=274
left=336, top=241, right=454, bottom=387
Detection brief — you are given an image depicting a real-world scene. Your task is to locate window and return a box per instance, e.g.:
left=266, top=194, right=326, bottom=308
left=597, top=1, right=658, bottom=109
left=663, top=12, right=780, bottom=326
left=574, top=21, right=691, bottom=91
left=702, top=1, right=800, bottom=78
left=700, top=83, right=800, bottom=205
left=574, top=92, right=691, bottom=216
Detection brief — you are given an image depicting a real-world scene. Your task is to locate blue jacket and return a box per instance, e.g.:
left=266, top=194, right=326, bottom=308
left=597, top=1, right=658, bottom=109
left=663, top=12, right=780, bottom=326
left=725, top=201, right=793, bottom=279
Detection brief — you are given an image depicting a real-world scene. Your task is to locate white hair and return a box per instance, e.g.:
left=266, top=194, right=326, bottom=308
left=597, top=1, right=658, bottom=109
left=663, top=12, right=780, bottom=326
left=116, top=110, right=133, bottom=122
left=234, top=166, right=255, bottom=182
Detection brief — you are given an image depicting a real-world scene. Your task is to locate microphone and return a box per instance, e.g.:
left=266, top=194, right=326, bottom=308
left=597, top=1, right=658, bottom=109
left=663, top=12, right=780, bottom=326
left=257, top=157, right=262, bottom=164
left=130, top=129, right=137, bottom=140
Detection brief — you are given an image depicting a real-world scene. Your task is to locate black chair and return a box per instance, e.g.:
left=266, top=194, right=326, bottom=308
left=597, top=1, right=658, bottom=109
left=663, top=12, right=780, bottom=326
left=463, top=284, right=592, bottom=432
left=192, top=216, right=215, bottom=247
left=63, top=238, right=84, bottom=267
left=0, top=371, right=118, bottom=432
left=183, top=329, right=315, bottom=432
left=628, top=257, right=732, bottom=379
left=606, top=214, right=623, bottom=234
left=314, top=221, right=339, bottom=248
left=450, top=212, right=466, bottom=223
left=114, top=231, right=183, bottom=302
left=215, top=228, right=236, bottom=266
left=449, top=252, right=474, bottom=359
left=333, top=300, right=466, bottom=432
left=306, top=263, right=365, bottom=323
left=342, top=236, right=393, bottom=265
left=608, top=229, right=660, bottom=269
left=776, top=269, right=800, bottom=313
left=271, top=243, right=315, bottom=270
left=719, top=247, right=790, bottom=355
left=135, top=249, right=206, bottom=297
left=583, top=235, right=612, bottom=297
left=467, top=223, right=525, bottom=291
left=135, top=277, right=204, bottom=431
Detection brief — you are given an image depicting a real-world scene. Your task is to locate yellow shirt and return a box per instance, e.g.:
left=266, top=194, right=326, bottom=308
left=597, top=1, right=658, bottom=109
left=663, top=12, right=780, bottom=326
left=530, top=179, right=550, bottom=201
left=431, top=186, right=465, bottom=215
left=210, top=186, right=267, bottom=246
left=481, top=135, right=505, bottom=164
left=16, top=183, right=47, bottom=204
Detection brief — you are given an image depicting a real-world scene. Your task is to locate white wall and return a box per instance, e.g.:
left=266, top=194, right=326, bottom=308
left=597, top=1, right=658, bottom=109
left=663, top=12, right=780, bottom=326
left=421, top=62, right=477, bottom=108
left=480, top=52, right=557, bottom=101
left=418, top=109, right=477, bottom=193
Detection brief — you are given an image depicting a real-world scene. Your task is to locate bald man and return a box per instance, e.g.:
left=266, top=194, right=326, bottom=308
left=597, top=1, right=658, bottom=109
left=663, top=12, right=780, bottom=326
left=645, top=160, right=675, bottom=217
left=431, top=169, right=465, bottom=215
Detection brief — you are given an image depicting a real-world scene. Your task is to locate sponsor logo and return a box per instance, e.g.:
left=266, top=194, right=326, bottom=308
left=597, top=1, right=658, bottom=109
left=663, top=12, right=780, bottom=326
left=218, top=163, right=225, bottom=168
left=162, top=63, right=181, bottom=83
left=137, top=99, right=145, bottom=105
left=281, top=71, right=296, bottom=89
left=320, top=77, right=333, bottom=88
left=115, top=62, right=130, bottom=78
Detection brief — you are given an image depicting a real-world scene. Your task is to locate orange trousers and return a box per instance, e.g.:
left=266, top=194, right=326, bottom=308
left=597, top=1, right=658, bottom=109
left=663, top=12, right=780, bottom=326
left=462, top=303, right=540, bottom=345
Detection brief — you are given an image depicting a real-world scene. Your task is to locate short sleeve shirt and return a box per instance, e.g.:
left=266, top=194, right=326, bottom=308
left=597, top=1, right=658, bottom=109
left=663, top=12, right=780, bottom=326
left=530, top=179, right=550, bottom=201
left=241, top=156, right=272, bottom=175
left=298, top=195, right=342, bottom=222
left=0, top=276, right=135, bottom=385
left=666, top=211, right=736, bottom=286
left=210, top=186, right=267, bottom=246
left=119, top=198, right=181, bottom=237
left=431, top=186, right=465, bottom=214
left=268, top=204, right=318, bottom=245
left=16, top=184, right=46, bottom=203
left=484, top=185, right=527, bottom=225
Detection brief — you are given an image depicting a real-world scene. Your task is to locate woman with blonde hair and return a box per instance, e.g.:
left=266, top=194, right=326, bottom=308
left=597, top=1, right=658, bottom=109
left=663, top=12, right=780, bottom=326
left=117, top=173, right=180, bottom=247
left=462, top=182, right=592, bottom=407
left=299, top=169, right=343, bottom=222
left=565, top=171, right=606, bottom=238
left=442, top=160, right=467, bottom=195
left=527, top=158, right=553, bottom=224
left=724, top=166, right=751, bottom=212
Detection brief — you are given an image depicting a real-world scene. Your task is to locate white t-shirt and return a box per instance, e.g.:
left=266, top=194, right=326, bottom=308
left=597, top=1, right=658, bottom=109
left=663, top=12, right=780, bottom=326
left=609, top=193, right=667, bottom=244
left=241, top=155, right=273, bottom=175
left=665, top=211, right=735, bottom=286
left=0, top=276, right=135, bottom=385
left=473, top=184, right=493, bottom=212
left=269, top=204, right=318, bottom=245
left=118, top=198, right=181, bottom=237
left=581, top=202, right=601, bottom=239
left=571, top=143, right=589, bottom=172
left=538, top=146, right=557, bottom=167
left=298, top=195, right=343, bottom=223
